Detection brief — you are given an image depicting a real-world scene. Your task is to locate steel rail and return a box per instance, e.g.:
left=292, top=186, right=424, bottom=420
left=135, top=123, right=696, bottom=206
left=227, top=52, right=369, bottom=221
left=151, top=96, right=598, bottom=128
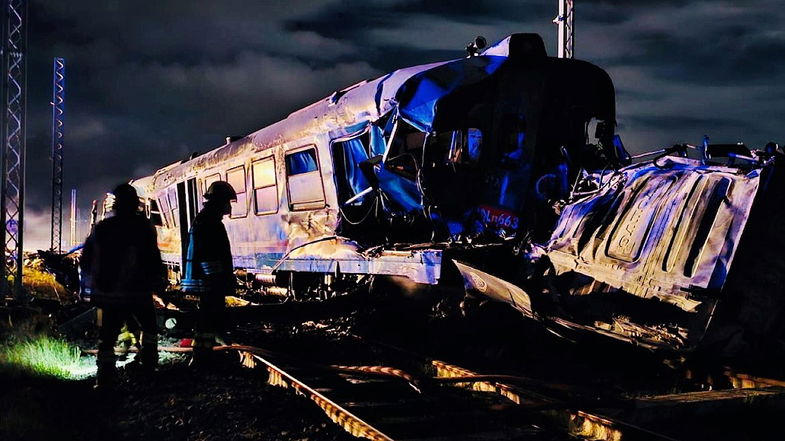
left=431, top=360, right=677, bottom=441
left=89, top=339, right=785, bottom=440
left=236, top=348, right=394, bottom=441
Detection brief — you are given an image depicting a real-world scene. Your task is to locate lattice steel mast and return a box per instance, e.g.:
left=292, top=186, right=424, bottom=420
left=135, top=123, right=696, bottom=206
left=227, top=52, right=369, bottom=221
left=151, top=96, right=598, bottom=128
left=554, top=0, right=574, bottom=59
left=50, top=58, right=65, bottom=252
left=0, top=0, right=27, bottom=300
left=69, top=188, right=76, bottom=248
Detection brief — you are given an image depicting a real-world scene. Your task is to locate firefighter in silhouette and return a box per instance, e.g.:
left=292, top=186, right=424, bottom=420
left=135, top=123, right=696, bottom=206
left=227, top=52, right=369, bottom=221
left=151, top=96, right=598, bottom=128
left=81, top=183, right=165, bottom=388
left=182, top=180, right=237, bottom=366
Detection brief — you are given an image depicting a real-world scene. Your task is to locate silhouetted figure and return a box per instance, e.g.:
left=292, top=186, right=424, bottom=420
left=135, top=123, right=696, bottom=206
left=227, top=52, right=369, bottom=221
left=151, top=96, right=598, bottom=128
left=81, top=184, right=165, bottom=388
left=182, top=181, right=237, bottom=366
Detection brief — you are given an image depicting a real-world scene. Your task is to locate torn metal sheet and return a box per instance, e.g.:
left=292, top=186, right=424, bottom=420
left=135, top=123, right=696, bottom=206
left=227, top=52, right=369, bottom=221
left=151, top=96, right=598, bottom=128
left=547, top=157, right=759, bottom=310
left=453, top=260, right=536, bottom=319
left=448, top=150, right=782, bottom=351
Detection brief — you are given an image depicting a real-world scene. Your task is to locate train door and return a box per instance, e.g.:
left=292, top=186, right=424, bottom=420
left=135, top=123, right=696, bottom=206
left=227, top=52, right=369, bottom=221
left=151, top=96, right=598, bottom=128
left=185, top=178, right=199, bottom=226
left=176, top=178, right=199, bottom=269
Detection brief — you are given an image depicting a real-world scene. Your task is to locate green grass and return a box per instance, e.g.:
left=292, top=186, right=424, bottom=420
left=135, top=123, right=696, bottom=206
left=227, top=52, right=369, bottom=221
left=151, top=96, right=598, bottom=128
left=0, top=336, right=95, bottom=380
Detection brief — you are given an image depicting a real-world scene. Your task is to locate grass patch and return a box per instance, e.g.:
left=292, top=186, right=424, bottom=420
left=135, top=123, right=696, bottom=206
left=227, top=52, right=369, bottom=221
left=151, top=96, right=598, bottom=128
left=0, top=336, right=94, bottom=380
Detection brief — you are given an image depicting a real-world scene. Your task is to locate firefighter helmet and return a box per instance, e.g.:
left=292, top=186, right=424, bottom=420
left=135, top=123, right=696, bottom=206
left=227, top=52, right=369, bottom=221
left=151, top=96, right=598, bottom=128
left=204, top=181, right=237, bottom=202
left=111, top=183, right=140, bottom=212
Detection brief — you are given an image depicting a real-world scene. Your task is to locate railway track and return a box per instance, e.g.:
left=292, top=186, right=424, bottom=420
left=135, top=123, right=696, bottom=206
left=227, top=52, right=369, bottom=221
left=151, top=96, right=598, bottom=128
left=225, top=311, right=785, bottom=441
left=227, top=344, right=566, bottom=441
left=85, top=294, right=784, bottom=441
left=94, top=319, right=785, bottom=441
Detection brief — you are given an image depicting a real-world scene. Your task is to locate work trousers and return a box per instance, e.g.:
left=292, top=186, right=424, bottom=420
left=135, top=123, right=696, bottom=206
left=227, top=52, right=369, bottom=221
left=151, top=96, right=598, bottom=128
left=96, top=299, right=158, bottom=375
left=193, top=290, right=226, bottom=363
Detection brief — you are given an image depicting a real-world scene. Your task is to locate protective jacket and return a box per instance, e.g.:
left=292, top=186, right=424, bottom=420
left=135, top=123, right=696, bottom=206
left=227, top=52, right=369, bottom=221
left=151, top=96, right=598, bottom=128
left=181, top=205, right=234, bottom=295
left=81, top=213, right=165, bottom=305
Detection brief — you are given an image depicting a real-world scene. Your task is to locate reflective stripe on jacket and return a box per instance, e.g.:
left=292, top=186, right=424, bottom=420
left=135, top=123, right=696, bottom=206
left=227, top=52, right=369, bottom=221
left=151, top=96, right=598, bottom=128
left=181, top=206, right=234, bottom=294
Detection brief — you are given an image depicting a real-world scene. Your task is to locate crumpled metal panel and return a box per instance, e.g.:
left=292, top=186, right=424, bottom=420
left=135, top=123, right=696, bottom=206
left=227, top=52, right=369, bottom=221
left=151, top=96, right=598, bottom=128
left=547, top=157, right=760, bottom=311
left=453, top=260, right=535, bottom=318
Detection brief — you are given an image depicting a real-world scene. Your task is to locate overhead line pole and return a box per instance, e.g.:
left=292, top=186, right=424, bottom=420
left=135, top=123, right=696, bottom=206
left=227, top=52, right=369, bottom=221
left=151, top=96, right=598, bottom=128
left=50, top=57, right=65, bottom=253
left=0, top=0, right=27, bottom=301
left=69, top=188, right=76, bottom=248
left=554, top=0, right=575, bottom=59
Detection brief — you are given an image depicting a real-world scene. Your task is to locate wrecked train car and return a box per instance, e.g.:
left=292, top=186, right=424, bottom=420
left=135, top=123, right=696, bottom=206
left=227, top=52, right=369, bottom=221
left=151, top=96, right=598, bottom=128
left=130, top=32, right=622, bottom=286
left=456, top=149, right=785, bottom=352
left=124, top=32, right=783, bottom=351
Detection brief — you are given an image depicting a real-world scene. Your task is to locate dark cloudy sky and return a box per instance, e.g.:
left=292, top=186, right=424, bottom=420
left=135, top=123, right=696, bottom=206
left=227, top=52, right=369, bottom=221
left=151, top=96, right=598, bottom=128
left=24, top=0, right=785, bottom=249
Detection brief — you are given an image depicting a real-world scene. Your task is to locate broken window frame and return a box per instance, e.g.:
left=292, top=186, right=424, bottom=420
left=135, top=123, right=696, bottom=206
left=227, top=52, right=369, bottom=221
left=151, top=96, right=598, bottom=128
left=167, top=187, right=178, bottom=228
left=441, top=127, right=483, bottom=166
left=157, top=196, right=169, bottom=228
left=252, top=156, right=278, bottom=215
left=382, top=117, right=428, bottom=181
left=330, top=126, right=374, bottom=207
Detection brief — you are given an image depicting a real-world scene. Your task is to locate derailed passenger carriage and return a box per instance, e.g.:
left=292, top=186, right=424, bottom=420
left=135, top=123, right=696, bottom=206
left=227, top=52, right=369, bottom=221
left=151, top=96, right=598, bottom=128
left=129, top=33, right=784, bottom=353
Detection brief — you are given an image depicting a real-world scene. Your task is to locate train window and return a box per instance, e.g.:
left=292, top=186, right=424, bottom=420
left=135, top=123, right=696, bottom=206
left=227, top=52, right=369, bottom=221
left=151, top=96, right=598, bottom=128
left=331, top=133, right=371, bottom=206
left=203, top=173, right=220, bottom=197
left=285, top=146, right=325, bottom=210
left=226, top=166, right=248, bottom=218
left=467, top=128, right=483, bottom=162
left=149, top=199, right=164, bottom=226
left=285, top=149, right=318, bottom=176
left=384, top=120, right=427, bottom=179
left=158, top=196, right=169, bottom=227
left=200, top=173, right=220, bottom=211
left=430, top=128, right=483, bottom=166
left=167, top=188, right=178, bottom=228
left=252, top=157, right=278, bottom=214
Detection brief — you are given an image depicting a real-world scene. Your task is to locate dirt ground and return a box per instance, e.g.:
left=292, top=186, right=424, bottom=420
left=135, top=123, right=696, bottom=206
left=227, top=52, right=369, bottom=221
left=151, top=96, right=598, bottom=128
left=0, top=353, right=357, bottom=441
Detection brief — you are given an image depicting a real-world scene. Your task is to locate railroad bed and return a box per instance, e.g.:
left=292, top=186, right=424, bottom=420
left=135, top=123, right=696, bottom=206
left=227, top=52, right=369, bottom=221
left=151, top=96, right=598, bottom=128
left=181, top=312, right=785, bottom=441
left=90, top=294, right=785, bottom=441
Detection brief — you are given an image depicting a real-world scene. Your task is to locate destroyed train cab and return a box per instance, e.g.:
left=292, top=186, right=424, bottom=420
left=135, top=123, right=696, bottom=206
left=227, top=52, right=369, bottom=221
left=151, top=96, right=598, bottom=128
left=125, top=33, right=784, bottom=353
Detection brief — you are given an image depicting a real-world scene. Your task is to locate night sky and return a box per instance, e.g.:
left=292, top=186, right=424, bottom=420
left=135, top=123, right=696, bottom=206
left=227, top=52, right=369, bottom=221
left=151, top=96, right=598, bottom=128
left=23, top=0, right=785, bottom=249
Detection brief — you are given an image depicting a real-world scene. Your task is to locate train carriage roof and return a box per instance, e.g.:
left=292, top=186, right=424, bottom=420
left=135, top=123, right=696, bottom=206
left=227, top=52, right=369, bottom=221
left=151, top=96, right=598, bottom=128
left=252, top=33, right=542, bottom=146
left=149, top=34, right=565, bottom=187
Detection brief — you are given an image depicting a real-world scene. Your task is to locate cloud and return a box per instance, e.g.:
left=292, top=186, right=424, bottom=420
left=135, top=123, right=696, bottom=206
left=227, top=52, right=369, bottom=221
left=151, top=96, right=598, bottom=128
left=26, top=0, right=385, bottom=217
left=69, top=118, right=108, bottom=143
left=18, top=0, right=785, bottom=242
